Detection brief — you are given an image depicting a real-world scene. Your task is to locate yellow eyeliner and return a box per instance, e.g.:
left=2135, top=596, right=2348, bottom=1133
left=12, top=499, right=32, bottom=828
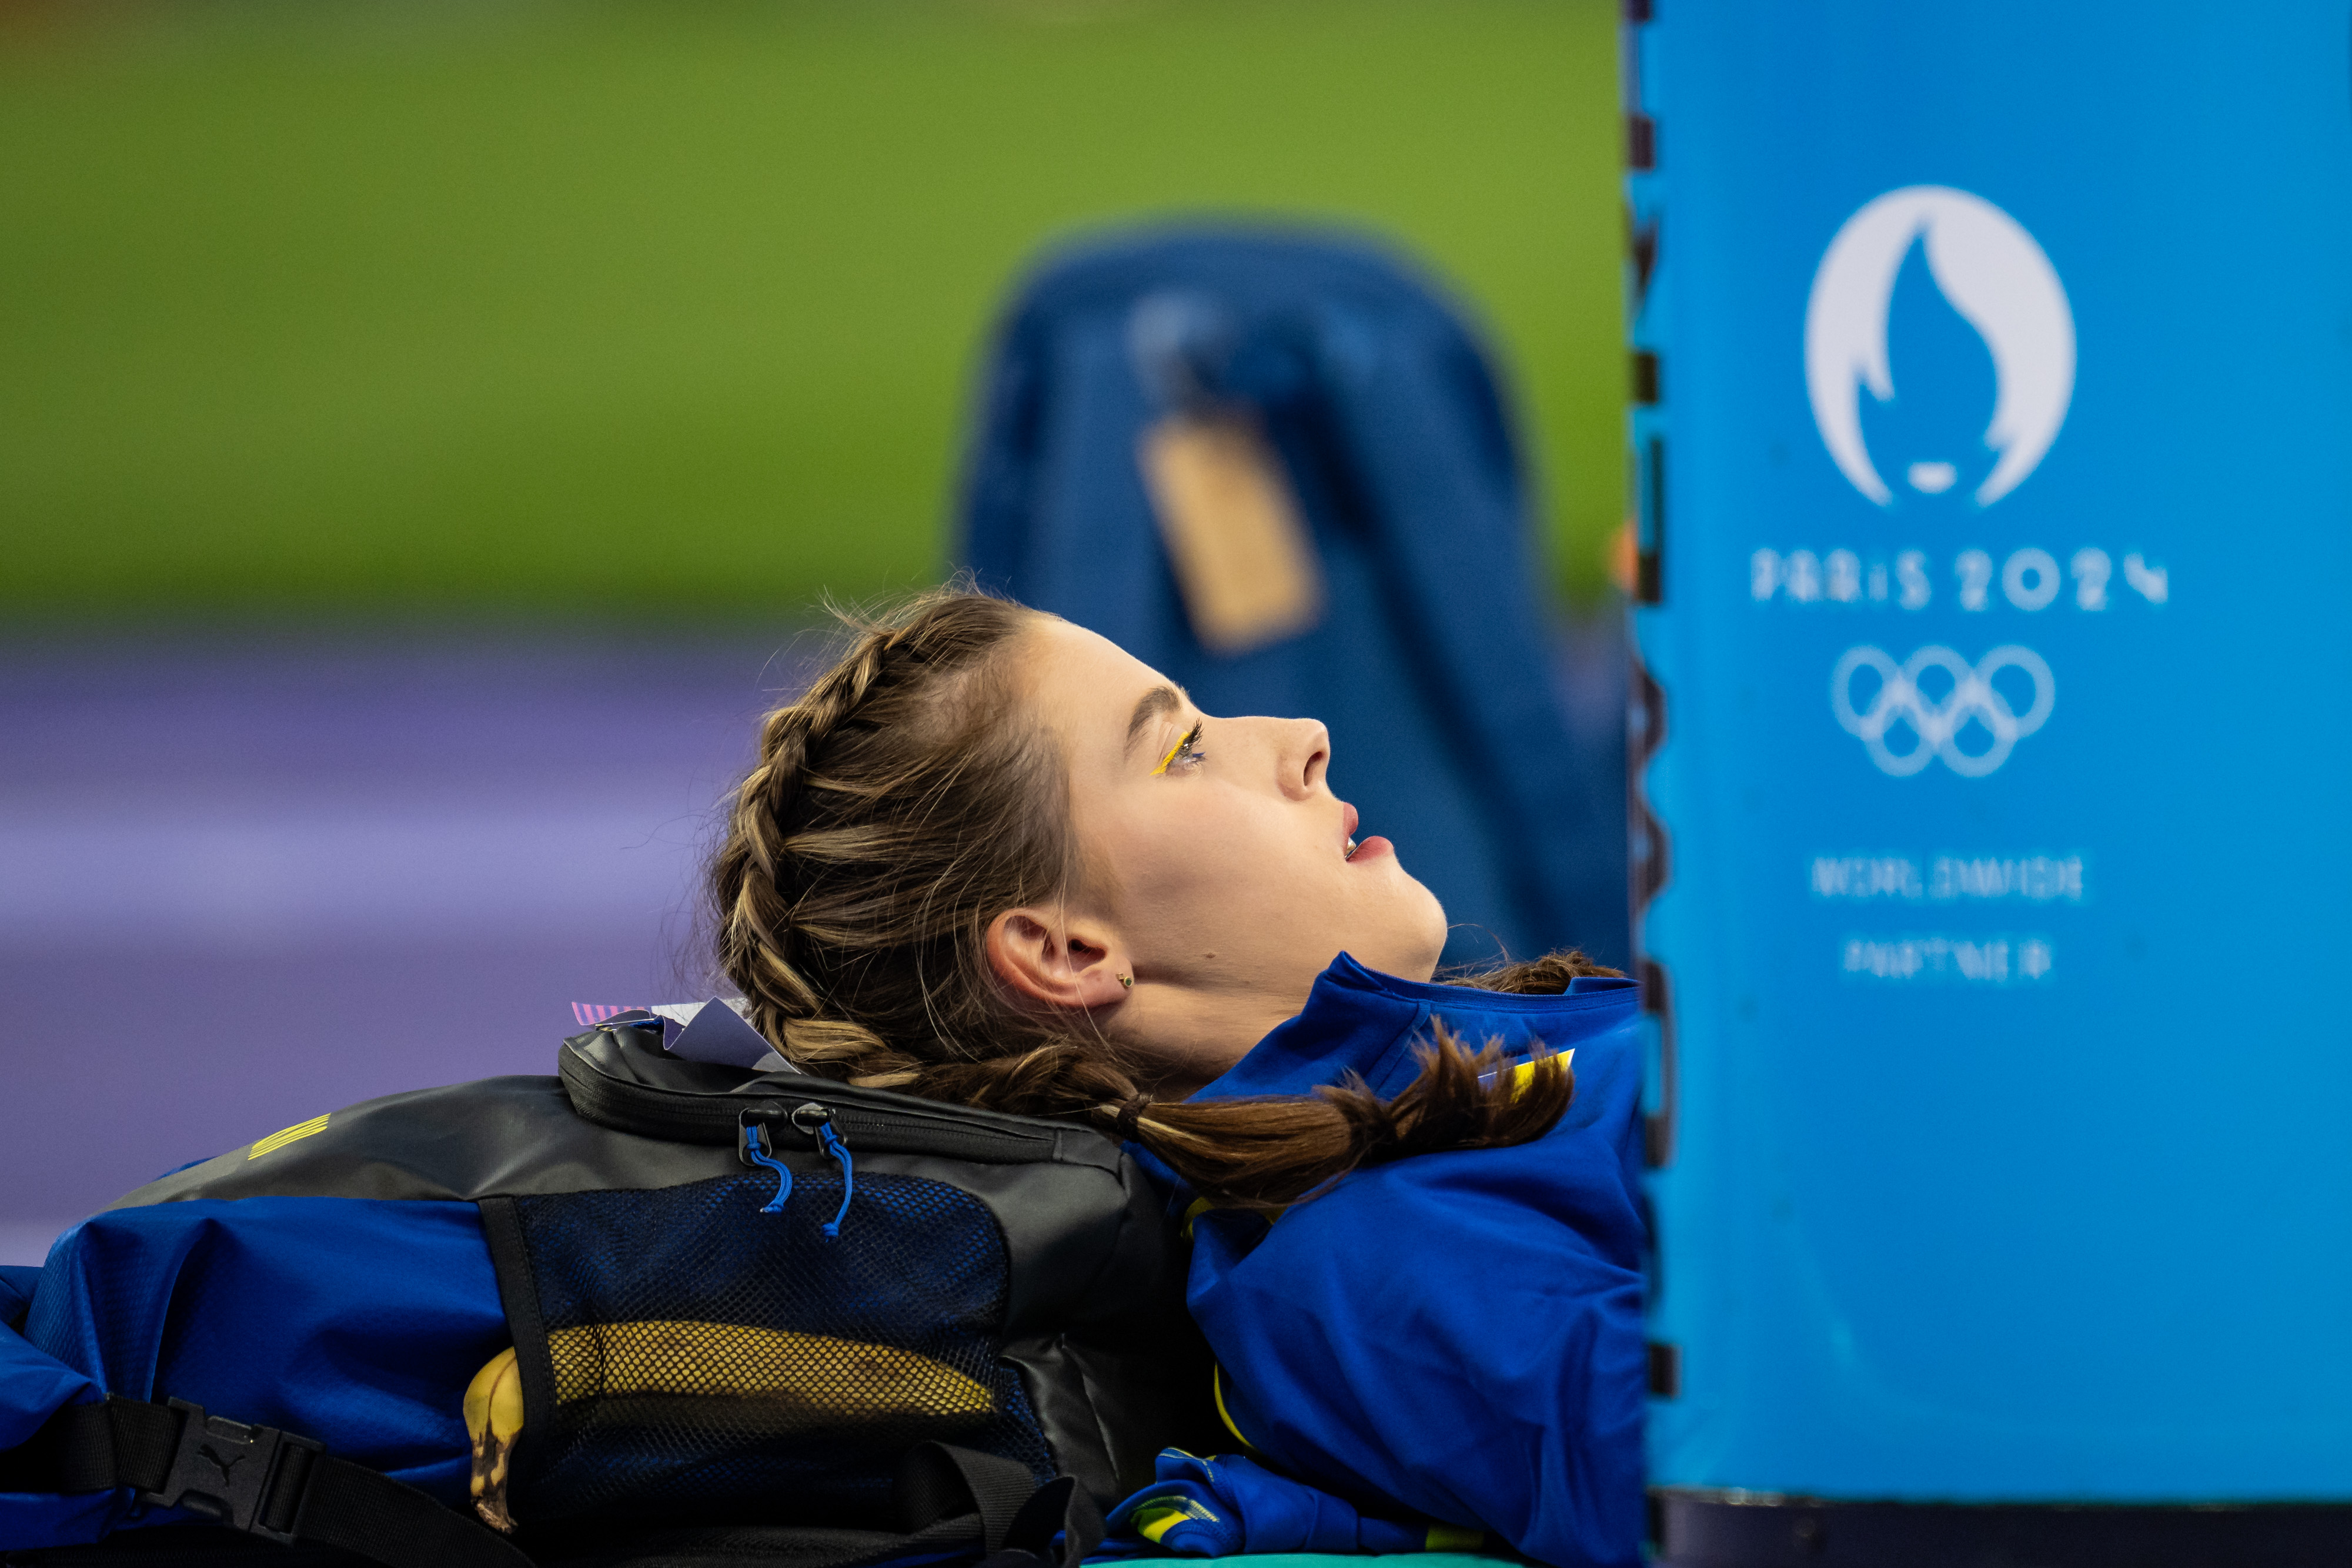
left=1153, top=723, right=1200, bottom=776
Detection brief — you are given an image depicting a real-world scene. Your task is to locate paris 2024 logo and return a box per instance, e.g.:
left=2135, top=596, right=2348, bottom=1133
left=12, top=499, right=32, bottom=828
left=1806, top=185, right=2075, bottom=509
left=1802, top=186, right=2079, bottom=778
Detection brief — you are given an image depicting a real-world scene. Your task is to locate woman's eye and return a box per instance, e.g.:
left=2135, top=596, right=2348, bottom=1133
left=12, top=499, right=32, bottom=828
left=1154, top=722, right=1207, bottom=775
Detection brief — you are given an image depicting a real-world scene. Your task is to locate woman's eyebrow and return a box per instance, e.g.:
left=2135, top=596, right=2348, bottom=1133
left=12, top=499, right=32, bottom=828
left=1124, top=685, right=1182, bottom=755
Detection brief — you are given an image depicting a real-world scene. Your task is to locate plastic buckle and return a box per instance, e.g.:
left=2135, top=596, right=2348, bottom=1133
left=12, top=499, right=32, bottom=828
left=141, top=1398, right=321, bottom=1545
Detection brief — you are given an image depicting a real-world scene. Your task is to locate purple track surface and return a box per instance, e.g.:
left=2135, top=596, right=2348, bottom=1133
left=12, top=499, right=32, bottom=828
left=0, top=632, right=809, bottom=1263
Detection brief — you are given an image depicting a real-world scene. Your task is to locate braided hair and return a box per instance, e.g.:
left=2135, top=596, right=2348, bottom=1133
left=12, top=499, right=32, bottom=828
left=710, top=586, right=1599, bottom=1211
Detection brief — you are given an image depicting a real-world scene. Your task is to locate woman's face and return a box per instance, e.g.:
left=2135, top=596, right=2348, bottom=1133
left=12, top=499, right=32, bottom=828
left=994, top=616, right=1446, bottom=1084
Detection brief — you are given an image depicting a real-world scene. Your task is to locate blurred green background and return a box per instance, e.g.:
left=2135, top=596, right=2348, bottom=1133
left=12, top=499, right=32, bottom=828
left=0, top=0, right=1625, bottom=621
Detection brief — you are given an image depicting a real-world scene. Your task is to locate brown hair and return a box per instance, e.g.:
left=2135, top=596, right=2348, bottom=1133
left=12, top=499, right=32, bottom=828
left=709, top=586, right=1609, bottom=1211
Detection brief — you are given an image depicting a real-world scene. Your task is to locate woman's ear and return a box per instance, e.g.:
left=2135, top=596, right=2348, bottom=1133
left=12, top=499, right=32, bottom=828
left=987, top=908, right=1130, bottom=1011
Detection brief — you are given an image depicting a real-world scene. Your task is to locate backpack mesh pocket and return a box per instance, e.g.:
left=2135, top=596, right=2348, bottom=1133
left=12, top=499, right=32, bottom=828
left=508, top=1171, right=1053, bottom=1525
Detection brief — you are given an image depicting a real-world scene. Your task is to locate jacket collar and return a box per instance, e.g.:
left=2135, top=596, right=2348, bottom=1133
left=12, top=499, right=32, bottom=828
left=1194, top=952, right=1638, bottom=1102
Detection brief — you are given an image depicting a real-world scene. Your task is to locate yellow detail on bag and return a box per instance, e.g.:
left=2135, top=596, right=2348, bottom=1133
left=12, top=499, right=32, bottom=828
left=1425, top=1523, right=1488, bottom=1551
left=545, top=1319, right=995, bottom=1436
left=248, top=1114, right=330, bottom=1159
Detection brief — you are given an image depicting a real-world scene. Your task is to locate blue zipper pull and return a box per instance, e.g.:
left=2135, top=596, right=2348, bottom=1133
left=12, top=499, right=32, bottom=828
left=739, top=1116, right=794, bottom=1214
left=807, top=1115, right=855, bottom=1241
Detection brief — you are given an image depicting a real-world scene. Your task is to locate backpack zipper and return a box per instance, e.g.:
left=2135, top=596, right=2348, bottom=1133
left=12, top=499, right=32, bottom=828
left=737, top=1104, right=857, bottom=1238
left=563, top=1036, right=1071, bottom=1164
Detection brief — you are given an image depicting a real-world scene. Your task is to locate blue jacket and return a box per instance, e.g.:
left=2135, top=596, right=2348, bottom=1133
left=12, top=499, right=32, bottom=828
left=1121, top=955, right=1647, bottom=1568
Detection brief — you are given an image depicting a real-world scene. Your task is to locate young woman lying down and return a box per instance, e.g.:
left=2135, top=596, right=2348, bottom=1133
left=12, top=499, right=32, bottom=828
left=710, top=588, right=1644, bottom=1568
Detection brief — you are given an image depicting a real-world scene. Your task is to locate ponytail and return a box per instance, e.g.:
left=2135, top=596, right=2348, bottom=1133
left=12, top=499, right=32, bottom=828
left=1120, top=1028, right=1573, bottom=1212
left=1103, top=951, right=1609, bottom=1209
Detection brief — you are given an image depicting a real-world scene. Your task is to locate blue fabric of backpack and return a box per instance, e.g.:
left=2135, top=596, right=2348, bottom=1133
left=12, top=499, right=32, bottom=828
left=0, top=1197, right=504, bottom=1549
left=954, top=227, right=1621, bottom=969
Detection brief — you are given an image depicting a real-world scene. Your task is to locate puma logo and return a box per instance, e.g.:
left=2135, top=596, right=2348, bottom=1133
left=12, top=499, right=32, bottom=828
left=196, top=1443, right=246, bottom=1486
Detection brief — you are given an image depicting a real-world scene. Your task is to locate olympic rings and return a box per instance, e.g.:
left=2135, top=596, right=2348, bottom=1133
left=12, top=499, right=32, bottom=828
left=1830, top=644, right=2055, bottom=777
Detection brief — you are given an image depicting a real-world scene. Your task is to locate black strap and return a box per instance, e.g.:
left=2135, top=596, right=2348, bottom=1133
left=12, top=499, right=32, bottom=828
left=990, top=1475, right=1105, bottom=1568
left=23, top=1396, right=531, bottom=1568
left=892, top=1445, right=1102, bottom=1568
left=891, top=1443, right=1038, bottom=1552
left=19, top=1400, right=1098, bottom=1568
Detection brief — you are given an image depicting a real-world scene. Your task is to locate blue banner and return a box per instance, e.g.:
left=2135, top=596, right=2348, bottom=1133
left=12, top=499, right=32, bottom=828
left=1631, top=2, right=2352, bottom=1498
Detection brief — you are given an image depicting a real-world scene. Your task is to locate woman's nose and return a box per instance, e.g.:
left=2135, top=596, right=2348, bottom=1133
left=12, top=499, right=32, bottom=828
left=1279, top=717, right=1331, bottom=799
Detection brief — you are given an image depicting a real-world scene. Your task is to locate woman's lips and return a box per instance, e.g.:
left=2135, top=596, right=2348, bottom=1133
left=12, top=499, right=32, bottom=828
left=1339, top=802, right=1390, bottom=862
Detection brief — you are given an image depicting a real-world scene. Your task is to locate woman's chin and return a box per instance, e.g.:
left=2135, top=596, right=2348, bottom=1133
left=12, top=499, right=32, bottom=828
left=1352, top=865, right=1448, bottom=982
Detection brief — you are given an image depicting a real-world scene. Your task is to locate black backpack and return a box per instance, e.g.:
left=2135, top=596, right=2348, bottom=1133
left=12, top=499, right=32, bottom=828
left=4, top=1014, right=1216, bottom=1568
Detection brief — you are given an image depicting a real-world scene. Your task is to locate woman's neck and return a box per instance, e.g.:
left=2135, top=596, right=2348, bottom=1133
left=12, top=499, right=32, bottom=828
left=1108, top=979, right=1312, bottom=1099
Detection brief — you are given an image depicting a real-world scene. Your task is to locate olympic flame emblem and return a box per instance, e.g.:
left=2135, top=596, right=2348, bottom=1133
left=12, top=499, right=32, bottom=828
left=1832, top=645, right=2055, bottom=777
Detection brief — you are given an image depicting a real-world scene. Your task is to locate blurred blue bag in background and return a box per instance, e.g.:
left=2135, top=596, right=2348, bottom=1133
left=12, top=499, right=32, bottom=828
left=956, top=229, right=1626, bottom=971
